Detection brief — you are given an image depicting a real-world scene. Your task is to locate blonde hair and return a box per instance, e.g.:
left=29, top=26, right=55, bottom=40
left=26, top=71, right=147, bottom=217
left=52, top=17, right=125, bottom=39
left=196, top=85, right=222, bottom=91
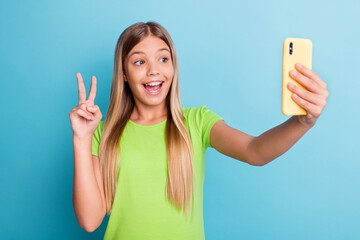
left=99, top=21, right=195, bottom=219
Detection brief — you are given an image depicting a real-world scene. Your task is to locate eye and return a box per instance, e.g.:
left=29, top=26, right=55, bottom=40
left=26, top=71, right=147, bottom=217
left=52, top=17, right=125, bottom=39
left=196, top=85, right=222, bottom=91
left=160, top=57, right=168, bottom=63
left=134, top=60, right=144, bottom=66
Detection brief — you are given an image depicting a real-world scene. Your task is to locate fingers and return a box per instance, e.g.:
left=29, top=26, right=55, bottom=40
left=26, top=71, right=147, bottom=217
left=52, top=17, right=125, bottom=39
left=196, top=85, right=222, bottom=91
left=288, top=80, right=327, bottom=120
left=86, top=105, right=97, bottom=112
left=295, top=63, right=327, bottom=89
left=87, top=76, right=97, bottom=104
left=289, top=70, right=319, bottom=94
left=76, top=73, right=87, bottom=104
left=72, top=103, right=95, bottom=120
left=75, top=73, right=100, bottom=118
left=287, top=82, right=325, bottom=106
left=289, top=69, right=328, bottom=97
left=87, top=105, right=102, bottom=119
left=291, top=93, right=322, bottom=119
left=77, top=108, right=95, bottom=120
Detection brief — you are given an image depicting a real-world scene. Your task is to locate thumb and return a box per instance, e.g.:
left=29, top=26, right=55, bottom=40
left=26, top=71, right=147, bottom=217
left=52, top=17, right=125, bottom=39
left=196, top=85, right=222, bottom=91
left=87, top=105, right=102, bottom=119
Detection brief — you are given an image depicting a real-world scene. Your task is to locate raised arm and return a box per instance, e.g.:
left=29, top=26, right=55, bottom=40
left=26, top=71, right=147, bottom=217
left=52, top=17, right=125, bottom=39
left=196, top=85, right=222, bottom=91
left=69, top=73, right=106, bottom=232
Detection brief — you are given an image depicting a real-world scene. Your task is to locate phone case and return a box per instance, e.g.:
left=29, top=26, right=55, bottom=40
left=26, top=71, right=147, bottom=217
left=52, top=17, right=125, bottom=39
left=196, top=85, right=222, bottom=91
left=282, top=38, right=312, bottom=116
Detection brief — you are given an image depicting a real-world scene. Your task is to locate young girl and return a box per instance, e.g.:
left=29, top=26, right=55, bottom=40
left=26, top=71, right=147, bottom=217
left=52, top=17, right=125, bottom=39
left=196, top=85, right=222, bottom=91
left=69, top=21, right=328, bottom=239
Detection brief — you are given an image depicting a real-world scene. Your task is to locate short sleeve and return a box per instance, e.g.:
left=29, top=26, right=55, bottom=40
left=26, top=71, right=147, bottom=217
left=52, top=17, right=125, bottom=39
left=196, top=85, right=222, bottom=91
left=198, top=105, right=224, bottom=149
left=92, top=121, right=104, bottom=157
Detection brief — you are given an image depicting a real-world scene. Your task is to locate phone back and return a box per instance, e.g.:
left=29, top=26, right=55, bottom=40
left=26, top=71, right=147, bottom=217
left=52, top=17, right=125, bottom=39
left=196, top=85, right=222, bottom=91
left=282, top=38, right=312, bottom=116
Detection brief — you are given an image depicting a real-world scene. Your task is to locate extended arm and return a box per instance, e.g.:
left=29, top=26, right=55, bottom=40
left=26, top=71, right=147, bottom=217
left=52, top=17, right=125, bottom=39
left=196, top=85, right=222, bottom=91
left=246, top=116, right=313, bottom=165
left=210, top=117, right=312, bottom=166
left=210, top=63, right=328, bottom=166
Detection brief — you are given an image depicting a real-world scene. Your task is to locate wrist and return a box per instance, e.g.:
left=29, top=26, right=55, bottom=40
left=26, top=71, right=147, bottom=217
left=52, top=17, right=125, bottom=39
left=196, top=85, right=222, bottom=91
left=73, top=134, right=93, bottom=143
left=294, top=116, right=316, bottom=129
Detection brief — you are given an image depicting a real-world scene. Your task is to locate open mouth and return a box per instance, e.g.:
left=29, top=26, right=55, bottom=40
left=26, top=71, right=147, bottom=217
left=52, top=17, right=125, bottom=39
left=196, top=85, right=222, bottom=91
left=142, top=81, right=164, bottom=95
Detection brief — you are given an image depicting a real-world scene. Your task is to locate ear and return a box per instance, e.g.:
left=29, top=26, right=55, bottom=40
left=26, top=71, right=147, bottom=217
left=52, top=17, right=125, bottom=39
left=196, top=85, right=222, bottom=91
left=123, top=75, right=127, bottom=82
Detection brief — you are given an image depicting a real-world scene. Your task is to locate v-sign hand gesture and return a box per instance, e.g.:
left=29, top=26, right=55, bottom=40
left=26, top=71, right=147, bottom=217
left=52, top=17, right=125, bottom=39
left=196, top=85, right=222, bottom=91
left=69, top=73, right=103, bottom=139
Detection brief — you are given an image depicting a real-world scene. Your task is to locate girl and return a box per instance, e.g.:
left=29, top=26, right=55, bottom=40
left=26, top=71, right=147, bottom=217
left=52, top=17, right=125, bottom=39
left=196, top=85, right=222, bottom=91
left=69, top=21, right=328, bottom=239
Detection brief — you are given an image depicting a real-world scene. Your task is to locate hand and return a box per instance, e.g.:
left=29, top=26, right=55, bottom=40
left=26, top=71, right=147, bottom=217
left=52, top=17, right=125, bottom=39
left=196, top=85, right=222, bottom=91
left=69, top=73, right=102, bottom=139
left=287, top=63, right=329, bottom=128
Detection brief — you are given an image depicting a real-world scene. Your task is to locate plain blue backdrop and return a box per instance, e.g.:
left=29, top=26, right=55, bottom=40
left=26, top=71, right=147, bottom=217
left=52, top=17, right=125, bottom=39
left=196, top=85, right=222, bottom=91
left=1, top=0, right=359, bottom=239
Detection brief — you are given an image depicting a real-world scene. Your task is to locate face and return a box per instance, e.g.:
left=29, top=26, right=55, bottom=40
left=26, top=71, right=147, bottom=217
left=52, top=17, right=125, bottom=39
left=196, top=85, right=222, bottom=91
left=123, top=35, right=174, bottom=107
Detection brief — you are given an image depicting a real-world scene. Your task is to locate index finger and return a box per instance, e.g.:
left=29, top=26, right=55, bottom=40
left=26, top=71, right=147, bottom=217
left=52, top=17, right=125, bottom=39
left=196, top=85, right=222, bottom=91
left=87, top=76, right=97, bottom=104
left=295, top=63, right=327, bottom=89
left=76, top=73, right=87, bottom=104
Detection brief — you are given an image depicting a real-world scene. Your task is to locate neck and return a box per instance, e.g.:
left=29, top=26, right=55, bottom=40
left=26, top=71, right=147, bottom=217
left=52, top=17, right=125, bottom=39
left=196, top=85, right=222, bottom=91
left=130, top=100, right=168, bottom=123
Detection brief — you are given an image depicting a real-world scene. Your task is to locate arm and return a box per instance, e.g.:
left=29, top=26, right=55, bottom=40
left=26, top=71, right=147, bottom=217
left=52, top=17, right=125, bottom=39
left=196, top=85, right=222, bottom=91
left=210, top=116, right=313, bottom=166
left=210, top=63, right=328, bottom=166
left=210, top=118, right=312, bottom=165
left=246, top=116, right=313, bottom=166
left=209, top=120, right=256, bottom=165
left=72, top=136, right=106, bottom=232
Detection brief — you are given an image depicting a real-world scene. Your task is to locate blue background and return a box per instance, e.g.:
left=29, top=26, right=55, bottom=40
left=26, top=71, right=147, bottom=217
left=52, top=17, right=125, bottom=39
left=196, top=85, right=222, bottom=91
left=1, top=0, right=359, bottom=239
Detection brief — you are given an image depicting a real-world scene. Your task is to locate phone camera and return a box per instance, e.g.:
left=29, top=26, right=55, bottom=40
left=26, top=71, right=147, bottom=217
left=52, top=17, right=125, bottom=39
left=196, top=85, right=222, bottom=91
left=289, top=42, right=293, bottom=55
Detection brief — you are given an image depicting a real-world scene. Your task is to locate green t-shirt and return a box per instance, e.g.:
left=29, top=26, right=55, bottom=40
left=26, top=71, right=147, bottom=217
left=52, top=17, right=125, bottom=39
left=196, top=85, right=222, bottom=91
left=92, top=105, right=224, bottom=240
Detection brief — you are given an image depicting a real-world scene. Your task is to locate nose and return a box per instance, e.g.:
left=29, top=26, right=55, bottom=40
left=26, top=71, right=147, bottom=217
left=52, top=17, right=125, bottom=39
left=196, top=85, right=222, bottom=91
left=147, top=60, right=160, bottom=76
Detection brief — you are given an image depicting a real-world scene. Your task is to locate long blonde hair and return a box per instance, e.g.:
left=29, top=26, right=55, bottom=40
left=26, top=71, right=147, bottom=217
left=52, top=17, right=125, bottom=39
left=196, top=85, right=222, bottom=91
left=99, top=21, right=195, bottom=219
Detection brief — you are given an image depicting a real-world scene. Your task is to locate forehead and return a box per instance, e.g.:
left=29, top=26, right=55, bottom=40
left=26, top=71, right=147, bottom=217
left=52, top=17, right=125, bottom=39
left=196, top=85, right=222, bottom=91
left=129, top=36, right=170, bottom=55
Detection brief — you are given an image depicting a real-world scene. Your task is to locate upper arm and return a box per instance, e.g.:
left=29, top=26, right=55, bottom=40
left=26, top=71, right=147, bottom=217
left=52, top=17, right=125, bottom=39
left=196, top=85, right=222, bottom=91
left=92, top=155, right=107, bottom=219
left=209, top=120, right=256, bottom=164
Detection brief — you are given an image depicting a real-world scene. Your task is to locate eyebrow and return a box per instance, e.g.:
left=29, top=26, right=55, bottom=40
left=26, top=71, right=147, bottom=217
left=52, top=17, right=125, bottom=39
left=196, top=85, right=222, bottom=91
left=128, top=48, right=170, bottom=58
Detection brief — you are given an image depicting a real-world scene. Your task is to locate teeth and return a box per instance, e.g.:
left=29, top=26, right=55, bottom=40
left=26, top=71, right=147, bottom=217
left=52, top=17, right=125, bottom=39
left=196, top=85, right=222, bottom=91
left=145, top=81, right=162, bottom=86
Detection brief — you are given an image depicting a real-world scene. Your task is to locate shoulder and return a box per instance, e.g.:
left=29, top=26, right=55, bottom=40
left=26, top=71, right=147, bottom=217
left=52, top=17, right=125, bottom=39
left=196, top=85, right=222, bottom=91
left=182, top=105, right=222, bottom=122
left=182, top=104, right=223, bottom=132
left=182, top=105, right=211, bottom=119
left=182, top=105, right=224, bottom=148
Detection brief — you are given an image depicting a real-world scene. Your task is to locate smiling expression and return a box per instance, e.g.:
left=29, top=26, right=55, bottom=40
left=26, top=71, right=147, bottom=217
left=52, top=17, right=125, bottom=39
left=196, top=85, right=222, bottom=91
left=123, top=35, right=174, bottom=106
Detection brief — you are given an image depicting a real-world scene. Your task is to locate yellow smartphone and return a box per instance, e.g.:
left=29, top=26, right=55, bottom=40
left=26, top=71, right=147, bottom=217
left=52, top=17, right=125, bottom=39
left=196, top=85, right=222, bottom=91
left=282, top=37, right=312, bottom=116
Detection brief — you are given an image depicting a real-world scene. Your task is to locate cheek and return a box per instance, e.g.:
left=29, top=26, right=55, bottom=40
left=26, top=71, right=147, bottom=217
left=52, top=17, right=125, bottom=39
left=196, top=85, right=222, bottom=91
left=164, top=66, right=174, bottom=80
left=127, top=66, right=145, bottom=81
